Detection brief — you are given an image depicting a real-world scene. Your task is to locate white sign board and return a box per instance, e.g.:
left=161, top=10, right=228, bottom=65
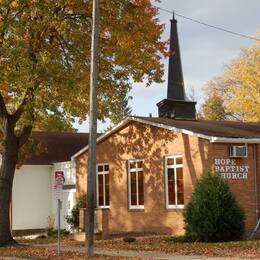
left=214, top=158, right=250, bottom=180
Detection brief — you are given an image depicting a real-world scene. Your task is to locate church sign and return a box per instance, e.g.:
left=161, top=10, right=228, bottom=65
left=214, top=158, right=250, bottom=180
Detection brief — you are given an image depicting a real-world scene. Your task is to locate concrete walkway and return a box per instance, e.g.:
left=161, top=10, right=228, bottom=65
left=33, top=244, right=251, bottom=260
left=94, top=249, right=247, bottom=260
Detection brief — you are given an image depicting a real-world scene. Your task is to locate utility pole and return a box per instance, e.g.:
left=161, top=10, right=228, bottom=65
left=86, top=0, right=99, bottom=257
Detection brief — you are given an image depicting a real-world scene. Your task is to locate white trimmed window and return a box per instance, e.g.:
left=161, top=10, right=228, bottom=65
left=165, top=155, right=184, bottom=209
left=128, top=160, right=144, bottom=209
left=96, top=163, right=109, bottom=208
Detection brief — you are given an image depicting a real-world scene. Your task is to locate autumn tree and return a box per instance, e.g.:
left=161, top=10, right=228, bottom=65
left=0, top=0, right=167, bottom=245
left=33, top=111, right=76, bottom=132
left=202, top=94, right=227, bottom=121
left=201, top=38, right=260, bottom=122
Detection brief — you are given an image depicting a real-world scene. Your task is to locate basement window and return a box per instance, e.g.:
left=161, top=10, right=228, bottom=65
left=96, top=163, right=110, bottom=208
left=128, top=159, right=144, bottom=210
left=165, top=155, right=184, bottom=209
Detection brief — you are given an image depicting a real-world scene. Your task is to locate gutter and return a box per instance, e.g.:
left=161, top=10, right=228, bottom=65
left=210, top=137, right=260, bottom=144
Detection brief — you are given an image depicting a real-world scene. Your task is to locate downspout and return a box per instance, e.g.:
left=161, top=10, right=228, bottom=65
left=253, top=144, right=258, bottom=223
left=249, top=144, right=259, bottom=239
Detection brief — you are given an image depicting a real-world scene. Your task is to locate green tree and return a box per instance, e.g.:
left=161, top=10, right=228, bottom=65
left=0, top=0, right=167, bottom=245
left=184, top=173, right=245, bottom=242
left=202, top=94, right=227, bottom=121
left=202, top=38, right=260, bottom=122
left=34, top=111, right=76, bottom=132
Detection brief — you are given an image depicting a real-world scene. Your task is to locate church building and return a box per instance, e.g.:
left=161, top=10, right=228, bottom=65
left=72, top=13, right=260, bottom=238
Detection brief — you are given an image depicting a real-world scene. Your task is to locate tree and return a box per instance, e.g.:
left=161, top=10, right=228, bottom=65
left=201, top=38, right=260, bottom=122
left=201, top=94, right=227, bottom=121
left=184, top=173, right=245, bottom=242
left=34, top=111, right=76, bottom=132
left=0, top=0, right=167, bottom=245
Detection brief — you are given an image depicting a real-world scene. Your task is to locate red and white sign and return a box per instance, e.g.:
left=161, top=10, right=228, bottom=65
left=54, top=171, right=65, bottom=198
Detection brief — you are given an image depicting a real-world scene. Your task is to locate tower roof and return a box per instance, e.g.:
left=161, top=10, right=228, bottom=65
left=167, top=11, right=185, bottom=100
left=157, top=11, right=196, bottom=120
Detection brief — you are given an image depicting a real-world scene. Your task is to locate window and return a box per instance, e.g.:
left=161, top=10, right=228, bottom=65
left=165, top=155, right=184, bottom=209
left=96, top=163, right=109, bottom=208
left=128, top=160, right=144, bottom=209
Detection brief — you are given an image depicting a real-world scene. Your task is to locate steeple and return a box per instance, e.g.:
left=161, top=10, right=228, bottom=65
left=167, top=11, right=185, bottom=100
left=157, top=10, right=196, bottom=120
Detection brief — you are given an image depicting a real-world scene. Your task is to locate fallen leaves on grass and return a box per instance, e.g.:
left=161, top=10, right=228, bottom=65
left=95, top=236, right=260, bottom=259
left=12, top=236, right=260, bottom=259
left=0, top=245, right=122, bottom=260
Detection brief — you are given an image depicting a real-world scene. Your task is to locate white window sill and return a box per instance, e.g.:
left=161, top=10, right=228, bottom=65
left=167, top=205, right=184, bottom=209
left=129, top=205, right=144, bottom=210
left=97, top=206, right=110, bottom=209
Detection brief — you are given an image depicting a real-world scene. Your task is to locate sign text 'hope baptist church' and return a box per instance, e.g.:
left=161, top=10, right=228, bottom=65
left=214, top=158, right=250, bottom=180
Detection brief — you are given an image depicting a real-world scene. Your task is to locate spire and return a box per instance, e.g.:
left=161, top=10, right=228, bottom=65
left=167, top=10, right=185, bottom=100
left=156, top=11, right=197, bottom=120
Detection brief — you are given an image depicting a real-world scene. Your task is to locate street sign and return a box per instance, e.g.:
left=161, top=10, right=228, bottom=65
left=54, top=171, right=65, bottom=199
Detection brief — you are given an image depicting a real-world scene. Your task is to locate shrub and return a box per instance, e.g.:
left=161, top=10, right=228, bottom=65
left=66, top=194, right=86, bottom=230
left=163, top=236, right=189, bottom=243
left=46, top=228, right=70, bottom=237
left=184, top=172, right=245, bottom=242
left=47, top=214, right=55, bottom=230
left=123, top=236, right=136, bottom=243
left=37, top=234, right=47, bottom=239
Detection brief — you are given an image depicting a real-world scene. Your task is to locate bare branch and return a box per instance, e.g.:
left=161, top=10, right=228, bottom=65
left=17, top=125, right=33, bottom=148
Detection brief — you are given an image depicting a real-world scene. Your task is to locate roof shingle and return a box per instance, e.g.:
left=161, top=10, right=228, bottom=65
left=136, top=117, right=260, bottom=139
left=25, top=132, right=89, bottom=165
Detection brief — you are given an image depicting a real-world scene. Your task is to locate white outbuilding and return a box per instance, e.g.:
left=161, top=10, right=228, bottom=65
left=10, top=131, right=89, bottom=235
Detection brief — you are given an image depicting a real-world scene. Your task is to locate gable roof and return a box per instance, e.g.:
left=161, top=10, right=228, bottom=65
left=25, top=132, right=89, bottom=165
left=136, top=116, right=260, bottom=139
left=71, top=116, right=260, bottom=160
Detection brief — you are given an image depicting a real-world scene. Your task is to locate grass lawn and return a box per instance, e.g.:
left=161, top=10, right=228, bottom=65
left=0, top=243, right=125, bottom=260
left=1, top=235, right=260, bottom=259
left=94, top=236, right=260, bottom=259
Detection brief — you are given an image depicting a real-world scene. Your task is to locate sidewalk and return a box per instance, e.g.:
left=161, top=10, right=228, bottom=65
left=95, top=249, right=247, bottom=260
left=34, top=244, right=251, bottom=260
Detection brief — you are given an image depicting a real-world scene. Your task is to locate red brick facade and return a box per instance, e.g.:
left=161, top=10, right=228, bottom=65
left=76, top=121, right=260, bottom=236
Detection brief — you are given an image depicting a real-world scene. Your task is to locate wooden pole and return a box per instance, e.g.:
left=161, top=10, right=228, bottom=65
left=86, top=0, right=99, bottom=257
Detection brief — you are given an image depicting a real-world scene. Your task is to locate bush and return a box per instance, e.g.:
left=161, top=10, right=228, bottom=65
left=123, top=236, right=136, bottom=243
left=163, top=236, right=190, bottom=243
left=184, top=172, right=245, bottom=242
left=46, top=228, right=70, bottom=237
left=37, top=234, right=47, bottom=239
left=66, top=194, right=86, bottom=230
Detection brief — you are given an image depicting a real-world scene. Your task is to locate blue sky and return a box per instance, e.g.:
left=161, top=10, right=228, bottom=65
left=75, top=0, right=260, bottom=132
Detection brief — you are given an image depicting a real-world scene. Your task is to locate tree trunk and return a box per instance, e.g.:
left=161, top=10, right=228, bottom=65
left=0, top=118, right=18, bottom=246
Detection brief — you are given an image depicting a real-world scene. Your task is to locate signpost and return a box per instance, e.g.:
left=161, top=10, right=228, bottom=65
left=54, top=171, right=65, bottom=256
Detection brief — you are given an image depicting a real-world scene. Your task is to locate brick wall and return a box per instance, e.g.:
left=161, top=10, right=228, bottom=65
left=210, top=143, right=258, bottom=231
left=75, top=121, right=259, bottom=236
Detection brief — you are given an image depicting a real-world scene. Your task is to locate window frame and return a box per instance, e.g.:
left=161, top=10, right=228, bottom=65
left=165, top=155, right=184, bottom=209
left=128, top=159, right=144, bottom=210
left=96, top=163, right=110, bottom=209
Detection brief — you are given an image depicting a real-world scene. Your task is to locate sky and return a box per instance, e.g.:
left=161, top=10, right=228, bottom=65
left=75, top=0, right=260, bottom=132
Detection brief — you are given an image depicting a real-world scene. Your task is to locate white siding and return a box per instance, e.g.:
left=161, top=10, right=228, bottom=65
left=11, top=161, right=76, bottom=231
left=52, top=161, right=76, bottom=230
left=12, top=165, right=52, bottom=230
